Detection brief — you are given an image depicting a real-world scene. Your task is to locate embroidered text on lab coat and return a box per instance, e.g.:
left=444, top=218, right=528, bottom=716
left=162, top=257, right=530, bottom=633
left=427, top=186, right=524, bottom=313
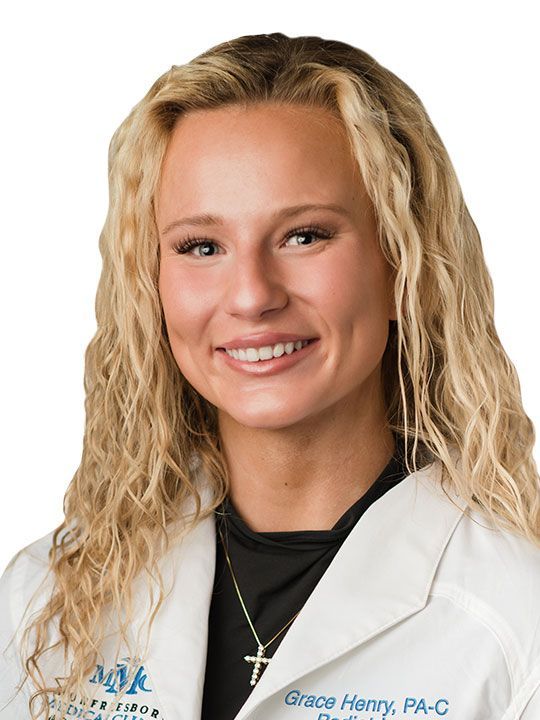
left=284, top=688, right=450, bottom=718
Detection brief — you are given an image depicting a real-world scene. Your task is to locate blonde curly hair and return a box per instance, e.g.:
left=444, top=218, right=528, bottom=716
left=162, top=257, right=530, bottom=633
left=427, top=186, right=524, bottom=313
left=5, top=31, right=539, bottom=719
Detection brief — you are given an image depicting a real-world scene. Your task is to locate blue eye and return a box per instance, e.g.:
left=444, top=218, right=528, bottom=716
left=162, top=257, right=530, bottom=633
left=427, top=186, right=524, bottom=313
left=171, top=225, right=335, bottom=257
left=284, top=226, right=334, bottom=247
left=172, top=237, right=218, bottom=257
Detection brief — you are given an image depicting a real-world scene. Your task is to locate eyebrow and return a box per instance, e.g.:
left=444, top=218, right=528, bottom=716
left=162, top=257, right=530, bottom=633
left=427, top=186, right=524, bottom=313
left=160, top=203, right=352, bottom=236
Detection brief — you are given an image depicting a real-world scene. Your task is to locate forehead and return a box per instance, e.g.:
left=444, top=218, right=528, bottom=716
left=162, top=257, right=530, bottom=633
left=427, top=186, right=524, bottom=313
left=155, top=103, right=365, bottom=223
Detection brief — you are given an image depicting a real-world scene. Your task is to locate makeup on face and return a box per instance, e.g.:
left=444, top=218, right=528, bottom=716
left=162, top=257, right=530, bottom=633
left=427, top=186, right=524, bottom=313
left=156, top=103, right=395, bottom=430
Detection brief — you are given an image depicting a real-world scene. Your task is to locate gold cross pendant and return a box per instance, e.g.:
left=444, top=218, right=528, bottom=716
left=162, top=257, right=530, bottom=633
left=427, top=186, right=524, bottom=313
left=244, top=644, right=271, bottom=686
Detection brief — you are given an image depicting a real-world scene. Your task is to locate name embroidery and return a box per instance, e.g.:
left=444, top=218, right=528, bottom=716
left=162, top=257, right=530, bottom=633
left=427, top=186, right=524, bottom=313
left=284, top=689, right=450, bottom=718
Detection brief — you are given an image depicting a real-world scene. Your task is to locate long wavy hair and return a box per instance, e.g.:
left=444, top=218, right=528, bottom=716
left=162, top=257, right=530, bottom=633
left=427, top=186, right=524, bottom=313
left=6, top=31, right=539, bottom=719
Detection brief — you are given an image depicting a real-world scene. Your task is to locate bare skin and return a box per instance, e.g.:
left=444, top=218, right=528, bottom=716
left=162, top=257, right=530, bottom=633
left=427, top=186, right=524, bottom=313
left=156, top=102, right=397, bottom=532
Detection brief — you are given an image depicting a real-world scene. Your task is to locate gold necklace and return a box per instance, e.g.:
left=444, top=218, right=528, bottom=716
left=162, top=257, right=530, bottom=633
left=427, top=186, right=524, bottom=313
left=217, top=522, right=303, bottom=686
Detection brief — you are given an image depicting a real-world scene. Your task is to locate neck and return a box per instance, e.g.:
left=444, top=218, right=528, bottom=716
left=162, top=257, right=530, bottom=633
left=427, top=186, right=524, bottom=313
left=217, top=386, right=396, bottom=533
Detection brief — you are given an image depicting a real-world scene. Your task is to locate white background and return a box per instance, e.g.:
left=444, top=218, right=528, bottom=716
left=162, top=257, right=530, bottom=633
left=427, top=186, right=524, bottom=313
left=1, top=0, right=538, bottom=571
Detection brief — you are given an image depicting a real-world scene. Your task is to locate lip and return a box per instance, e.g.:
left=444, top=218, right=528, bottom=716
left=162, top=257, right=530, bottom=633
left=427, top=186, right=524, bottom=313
left=216, top=338, right=319, bottom=376
left=217, top=332, right=318, bottom=351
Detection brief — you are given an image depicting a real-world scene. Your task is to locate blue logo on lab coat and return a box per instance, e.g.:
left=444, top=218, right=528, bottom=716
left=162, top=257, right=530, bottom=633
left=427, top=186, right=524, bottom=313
left=89, top=656, right=152, bottom=695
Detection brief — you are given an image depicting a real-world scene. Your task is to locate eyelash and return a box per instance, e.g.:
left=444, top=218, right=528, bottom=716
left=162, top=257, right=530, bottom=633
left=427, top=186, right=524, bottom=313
left=171, top=224, right=335, bottom=257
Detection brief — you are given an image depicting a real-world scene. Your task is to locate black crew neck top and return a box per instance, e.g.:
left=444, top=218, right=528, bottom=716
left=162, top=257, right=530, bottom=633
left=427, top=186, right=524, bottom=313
left=201, top=440, right=412, bottom=720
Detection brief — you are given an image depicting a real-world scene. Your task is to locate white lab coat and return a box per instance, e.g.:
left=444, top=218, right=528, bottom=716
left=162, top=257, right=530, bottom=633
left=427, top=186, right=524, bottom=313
left=1, top=457, right=540, bottom=720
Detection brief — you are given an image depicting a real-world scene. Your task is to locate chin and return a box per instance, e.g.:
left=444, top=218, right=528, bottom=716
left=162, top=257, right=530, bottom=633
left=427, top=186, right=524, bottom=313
left=218, top=398, right=324, bottom=431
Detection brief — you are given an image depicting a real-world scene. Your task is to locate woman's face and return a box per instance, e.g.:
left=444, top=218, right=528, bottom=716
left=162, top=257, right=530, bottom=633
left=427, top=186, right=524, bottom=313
left=156, top=102, right=396, bottom=430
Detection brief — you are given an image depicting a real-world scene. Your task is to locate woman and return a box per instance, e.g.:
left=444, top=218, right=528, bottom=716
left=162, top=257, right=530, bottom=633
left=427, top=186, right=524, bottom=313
left=1, top=32, right=539, bottom=720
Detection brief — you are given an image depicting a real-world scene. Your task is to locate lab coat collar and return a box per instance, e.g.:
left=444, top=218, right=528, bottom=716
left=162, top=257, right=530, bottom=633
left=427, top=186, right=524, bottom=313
left=128, top=453, right=468, bottom=720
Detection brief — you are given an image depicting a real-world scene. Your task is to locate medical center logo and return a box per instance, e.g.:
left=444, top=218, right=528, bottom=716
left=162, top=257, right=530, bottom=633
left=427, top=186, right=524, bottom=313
left=89, top=656, right=152, bottom=695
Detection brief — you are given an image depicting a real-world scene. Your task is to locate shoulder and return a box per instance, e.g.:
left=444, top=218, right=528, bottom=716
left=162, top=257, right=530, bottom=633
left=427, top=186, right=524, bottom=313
left=434, top=503, right=540, bottom=679
left=437, top=504, right=540, bottom=620
left=0, top=530, right=56, bottom=717
left=0, top=529, right=56, bottom=643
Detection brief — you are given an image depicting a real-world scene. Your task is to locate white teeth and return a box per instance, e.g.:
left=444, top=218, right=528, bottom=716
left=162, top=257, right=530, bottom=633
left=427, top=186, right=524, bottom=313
left=255, top=345, right=273, bottom=361
left=225, top=339, right=311, bottom=362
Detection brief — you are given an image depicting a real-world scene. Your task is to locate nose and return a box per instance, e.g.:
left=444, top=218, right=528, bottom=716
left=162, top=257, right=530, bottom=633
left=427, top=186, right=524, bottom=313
left=222, top=252, right=289, bottom=320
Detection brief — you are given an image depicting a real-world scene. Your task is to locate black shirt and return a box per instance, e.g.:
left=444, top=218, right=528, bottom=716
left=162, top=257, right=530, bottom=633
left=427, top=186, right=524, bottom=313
left=201, top=441, right=412, bottom=720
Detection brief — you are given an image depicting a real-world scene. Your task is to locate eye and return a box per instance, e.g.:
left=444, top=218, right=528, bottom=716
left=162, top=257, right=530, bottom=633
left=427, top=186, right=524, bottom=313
left=283, top=225, right=334, bottom=247
left=171, top=224, right=335, bottom=257
left=171, top=236, right=218, bottom=257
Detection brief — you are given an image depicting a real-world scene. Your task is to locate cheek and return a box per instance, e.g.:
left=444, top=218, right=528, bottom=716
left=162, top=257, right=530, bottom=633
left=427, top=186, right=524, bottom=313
left=310, top=252, right=389, bottom=327
left=316, top=252, right=392, bottom=380
left=159, top=268, right=216, bottom=391
left=158, top=266, right=213, bottom=345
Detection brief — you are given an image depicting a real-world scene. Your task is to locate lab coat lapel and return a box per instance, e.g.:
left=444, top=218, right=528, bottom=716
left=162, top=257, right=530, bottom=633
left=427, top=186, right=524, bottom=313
left=233, top=458, right=468, bottom=720
left=127, top=472, right=217, bottom=720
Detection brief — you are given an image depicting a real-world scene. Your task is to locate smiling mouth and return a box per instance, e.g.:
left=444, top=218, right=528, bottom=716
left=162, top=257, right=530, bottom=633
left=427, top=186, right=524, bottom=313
left=217, top=338, right=318, bottom=362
